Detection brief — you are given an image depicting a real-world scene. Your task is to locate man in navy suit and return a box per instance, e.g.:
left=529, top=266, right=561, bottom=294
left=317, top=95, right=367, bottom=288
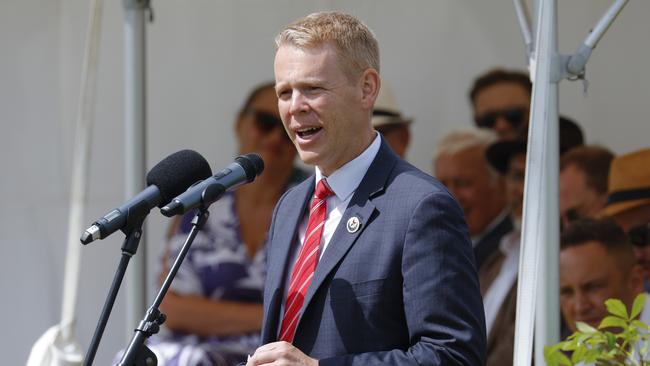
left=246, top=11, right=486, bottom=366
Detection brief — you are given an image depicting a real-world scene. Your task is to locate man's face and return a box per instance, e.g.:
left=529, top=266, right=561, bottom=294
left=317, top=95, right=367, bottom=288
left=612, top=205, right=650, bottom=278
left=560, top=241, right=643, bottom=332
left=274, top=43, right=375, bottom=175
left=434, top=146, right=506, bottom=235
left=473, top=82, right=531, bottom=141
left=505, top=153, right=526, bottom=220
left=560, top=164, right=607, bottom=228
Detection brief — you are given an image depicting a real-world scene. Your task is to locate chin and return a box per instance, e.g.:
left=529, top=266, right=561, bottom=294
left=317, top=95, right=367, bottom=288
left=297, top=150, right=321, bottom=167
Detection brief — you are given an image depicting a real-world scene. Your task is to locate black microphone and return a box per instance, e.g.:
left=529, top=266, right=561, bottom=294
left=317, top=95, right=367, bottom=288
left=80, top=150, right=213, bottom=244
left=160, top=153, right=264, bottom=217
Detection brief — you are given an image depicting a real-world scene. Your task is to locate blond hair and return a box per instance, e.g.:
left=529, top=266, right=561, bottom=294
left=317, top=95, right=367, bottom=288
left=275, top=11, right=380, bottom=79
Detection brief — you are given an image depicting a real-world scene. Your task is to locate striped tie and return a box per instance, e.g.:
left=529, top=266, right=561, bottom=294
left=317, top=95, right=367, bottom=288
left=279, top=178, right=333, bottom=343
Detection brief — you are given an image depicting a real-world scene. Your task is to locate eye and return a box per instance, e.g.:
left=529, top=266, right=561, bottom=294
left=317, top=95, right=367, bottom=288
left=455, top=179, right=472, bottom=189
left=584, top=281, right=606, bottom=293
left=560, top=288, right=573, bottom=298
left=306, top=86, right=324, bottom=95
left=277, top=89, right=291, bottom=100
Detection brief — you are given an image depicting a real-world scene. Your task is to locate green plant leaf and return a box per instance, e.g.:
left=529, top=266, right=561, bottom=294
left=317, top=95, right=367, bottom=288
left=600, top=315, right=629, bottom=329
left=633, top=320, right=649, bottom=330
left=577, top=321, right=598, bottom=333
left=606, top=298, right=629, bottom=319
left=572, top=345, right=588, bottom=363
left=545, top=296, right=648, bottom=365
left=606, top=332, right=617, bottom=349
left=632, top=293, right=647, bottom=319
left=544, top=344, right=573, bottom=366
left=556, top=351, right=572, bottom=365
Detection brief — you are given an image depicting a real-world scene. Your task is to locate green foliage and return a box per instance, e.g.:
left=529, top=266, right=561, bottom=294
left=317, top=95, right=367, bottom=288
left=545, top=294, right=650, bottom=366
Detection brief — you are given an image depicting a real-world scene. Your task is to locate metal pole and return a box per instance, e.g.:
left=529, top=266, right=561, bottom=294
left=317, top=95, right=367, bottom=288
left=566, top=0, right=630, bottom=77
left=123, top=0, right=149, bottom=342
left=513, top=0, right=534, bottom=62
left=513, top=0, right=560, bottom=364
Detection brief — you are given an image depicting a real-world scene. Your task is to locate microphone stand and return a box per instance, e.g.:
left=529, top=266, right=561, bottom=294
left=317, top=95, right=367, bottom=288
left=83, top=219, right=145, bottom=366
left=118, top=207, right=210, bottom=366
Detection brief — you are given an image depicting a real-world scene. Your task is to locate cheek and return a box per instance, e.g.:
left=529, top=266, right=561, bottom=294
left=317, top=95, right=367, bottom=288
left=463, top=186, right=484, bottom=205
left=237, top=128, right=256, bottom=147
left=634, top=247, right=650, bottom=259
left=278, top=102, right=291, bottom=121
left=559, top=297, right=573, bottom=315
left=451, top=188, right=470, bottom=203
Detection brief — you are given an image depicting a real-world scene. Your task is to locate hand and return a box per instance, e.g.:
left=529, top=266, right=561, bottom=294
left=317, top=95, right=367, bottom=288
left=246, top=341, right=318, bottom=366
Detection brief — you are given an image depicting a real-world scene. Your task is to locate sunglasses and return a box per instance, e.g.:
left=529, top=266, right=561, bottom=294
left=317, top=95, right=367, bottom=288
left=244, top=109, right=290, bottom=140
left=627, top=223, right=650, bottom=247
left=474, top=107, right=528, bottom=129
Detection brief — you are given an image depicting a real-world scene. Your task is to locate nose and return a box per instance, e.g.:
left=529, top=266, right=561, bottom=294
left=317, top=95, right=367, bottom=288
left=573, top=292, right=593, bottom=316
left=494, top=117, right=517, bottom=140
left=289, top=91, right=308, bottom=115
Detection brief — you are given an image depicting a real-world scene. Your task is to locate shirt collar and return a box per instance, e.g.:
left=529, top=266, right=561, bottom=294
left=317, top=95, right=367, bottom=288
left=471, top=209, right=511, bottom=244
left=499, top=229, right=521, bottom=255
left=315, top=132, right=381, bottom=202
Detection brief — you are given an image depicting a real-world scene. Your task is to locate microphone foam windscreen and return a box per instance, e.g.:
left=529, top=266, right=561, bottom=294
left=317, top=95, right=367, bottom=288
left=236, top=153, right=265, bottom=181
left=146, top=149, right=213, bottom=207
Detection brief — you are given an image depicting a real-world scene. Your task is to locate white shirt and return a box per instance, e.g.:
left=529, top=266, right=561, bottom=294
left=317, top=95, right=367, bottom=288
left=280, top=133, right=381, bottom=313
left=299, top=133, right=381, bottom=260
left=482, top=229, right=520, bottom=337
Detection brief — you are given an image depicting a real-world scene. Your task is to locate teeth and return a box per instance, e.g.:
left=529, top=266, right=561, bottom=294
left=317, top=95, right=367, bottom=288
left=297, top=127, right=320, bottom=133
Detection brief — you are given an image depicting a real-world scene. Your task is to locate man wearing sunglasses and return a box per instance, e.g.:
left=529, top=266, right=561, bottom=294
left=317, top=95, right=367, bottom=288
left=602, top=148, right=650, bottom=285
left=469, top=69, right=532, bottom=141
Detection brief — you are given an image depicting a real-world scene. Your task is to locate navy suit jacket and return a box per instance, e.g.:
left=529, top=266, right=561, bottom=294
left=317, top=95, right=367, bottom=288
left=261, top=140, right=487, bottom=365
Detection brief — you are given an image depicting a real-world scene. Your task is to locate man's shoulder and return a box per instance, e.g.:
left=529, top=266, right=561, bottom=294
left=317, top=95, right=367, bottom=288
left=275, top=174, right=313, bottom=209
left=386, top=159, right=448, bottom=197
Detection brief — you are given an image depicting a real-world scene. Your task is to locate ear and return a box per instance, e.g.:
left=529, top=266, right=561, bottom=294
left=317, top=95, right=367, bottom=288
left=359, top=68, right=380, bottom=110
left=399, top=125, right=411, bottom=146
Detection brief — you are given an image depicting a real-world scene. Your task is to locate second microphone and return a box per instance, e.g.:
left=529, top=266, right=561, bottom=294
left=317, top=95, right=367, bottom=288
left=160, top=153, right=264, bottom=217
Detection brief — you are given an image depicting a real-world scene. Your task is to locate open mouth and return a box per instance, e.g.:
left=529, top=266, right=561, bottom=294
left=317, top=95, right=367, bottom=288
left=296, top=126, right=323, bottom=139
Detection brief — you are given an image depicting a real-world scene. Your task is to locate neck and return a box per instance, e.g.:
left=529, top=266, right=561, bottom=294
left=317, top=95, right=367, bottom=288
left=320, top=129, right=375, bottom=176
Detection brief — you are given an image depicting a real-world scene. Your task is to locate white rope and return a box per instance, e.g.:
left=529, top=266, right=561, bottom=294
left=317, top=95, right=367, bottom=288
left=27, top=0, right=103, bottom=364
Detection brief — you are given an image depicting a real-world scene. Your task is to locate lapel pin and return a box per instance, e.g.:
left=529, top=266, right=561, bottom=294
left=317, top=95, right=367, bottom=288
left=346, top=216, right=361, bottom=233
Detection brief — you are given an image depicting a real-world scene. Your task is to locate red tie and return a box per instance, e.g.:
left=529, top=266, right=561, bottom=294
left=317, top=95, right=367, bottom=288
left=279, top=179, right=333, bottom=343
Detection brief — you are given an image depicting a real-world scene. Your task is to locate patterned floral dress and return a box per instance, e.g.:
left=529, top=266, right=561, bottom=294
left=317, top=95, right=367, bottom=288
left=144, top=169, right=307, bottom=366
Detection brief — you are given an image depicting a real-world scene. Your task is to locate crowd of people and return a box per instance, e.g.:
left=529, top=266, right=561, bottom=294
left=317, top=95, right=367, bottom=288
left=124, top=11, right=649, bottom=366
left=432, top=69, right=650, bottom=365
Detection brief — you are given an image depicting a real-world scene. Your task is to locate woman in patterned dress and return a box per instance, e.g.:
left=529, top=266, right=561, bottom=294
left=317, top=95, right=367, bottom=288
left=148, top=82, right=306, bottom=366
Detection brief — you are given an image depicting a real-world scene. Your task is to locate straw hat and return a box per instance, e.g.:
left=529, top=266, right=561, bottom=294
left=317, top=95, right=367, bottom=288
left=372, top=81, right=413, bottom=128
left=601, top=148, right=650, bottom=217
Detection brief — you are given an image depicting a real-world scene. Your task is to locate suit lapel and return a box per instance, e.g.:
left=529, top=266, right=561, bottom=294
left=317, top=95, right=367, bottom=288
left=298, top=140, right=399, bottom=327
left=263, top=177, right=314, bottom=340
